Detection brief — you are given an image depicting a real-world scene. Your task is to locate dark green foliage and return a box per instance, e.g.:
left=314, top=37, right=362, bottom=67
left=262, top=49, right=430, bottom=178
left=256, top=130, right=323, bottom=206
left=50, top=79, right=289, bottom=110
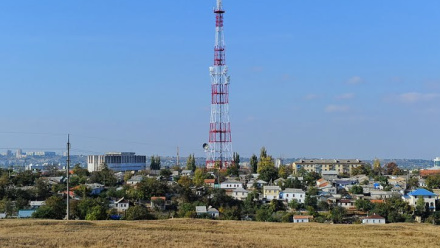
left=32, top=196, right=66, bottom=219
left=150, top=156, right=161, bottom=171
left=89, top=164, right=117, bottom=186
left=349, top=185, right=364, bottom=194
left=186, top=154, right=196, bottom=172
left=250, top=154, right=258, bottom=173
left=125, top=205, right=153, bottom=220
left=330, top=206, right=346, bottom=224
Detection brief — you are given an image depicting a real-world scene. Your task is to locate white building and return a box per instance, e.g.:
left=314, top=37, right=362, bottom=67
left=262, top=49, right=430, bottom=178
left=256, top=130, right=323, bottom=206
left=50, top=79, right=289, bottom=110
left=87, top=152, right=146, bottom=172
left=232, top=188, right=249, bottom=201
left=281, top=188, right=305, bottom=203
left=220, top=180, right=243, bottom=189
left=403, top=188, right=437, bottom=211
left=362, top=214, right=386, bottom=224
left=293, top=215, right=312, bottom=223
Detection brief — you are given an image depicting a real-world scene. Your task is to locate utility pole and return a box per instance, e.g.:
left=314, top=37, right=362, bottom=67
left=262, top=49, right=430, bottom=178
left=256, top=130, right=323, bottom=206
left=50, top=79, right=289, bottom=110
left=66, top=134, right=70, bottom=220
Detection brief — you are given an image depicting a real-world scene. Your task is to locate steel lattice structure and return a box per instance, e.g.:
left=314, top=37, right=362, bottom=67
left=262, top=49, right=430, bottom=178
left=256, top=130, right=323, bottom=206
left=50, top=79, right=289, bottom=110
left=206, top=0, right=233, bottom=169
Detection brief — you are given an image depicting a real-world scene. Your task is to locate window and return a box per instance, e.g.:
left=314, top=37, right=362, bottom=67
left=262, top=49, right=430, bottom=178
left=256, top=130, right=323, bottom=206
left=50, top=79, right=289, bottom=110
left=286, top=194, right=289, bottom=197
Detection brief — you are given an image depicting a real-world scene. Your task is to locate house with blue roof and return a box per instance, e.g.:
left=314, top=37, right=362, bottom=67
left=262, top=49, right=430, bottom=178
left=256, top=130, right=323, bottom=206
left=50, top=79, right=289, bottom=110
left=403, top=188, right=437, bottom=211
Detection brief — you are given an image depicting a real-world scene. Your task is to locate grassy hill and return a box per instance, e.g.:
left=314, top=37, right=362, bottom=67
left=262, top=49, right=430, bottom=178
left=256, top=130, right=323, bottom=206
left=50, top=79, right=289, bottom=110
left=1, top=219, right=439, bottom=247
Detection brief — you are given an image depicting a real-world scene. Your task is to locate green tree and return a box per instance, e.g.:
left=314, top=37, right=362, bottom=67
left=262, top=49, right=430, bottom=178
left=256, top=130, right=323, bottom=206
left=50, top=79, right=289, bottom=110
left=186, top=154, right=196, bottom=172
left=250, top=154, right=258, bottom=173
left=426, top=175, right=440, bottom=189
left=150, top=155, right=161, bottom=171
left=137, top=178, right=169, bottom=200
left=33, top=178, right=51, bottom=200
left=73, top=164, right=89, bottom=177
left=258, top=165, right=278, bottom=183
left=33, top=195, right=66, bottom=219
left=259, top=147, right=267, bottom=160
left=330, top=206, right=346, bottom=224
left=160, top=168, right=172, bottom=178
left=349, top=185, right=364, bottom=194
left=233, top=152, right=240, bottom=167
left=85, top=205, right=108, bottom=220
left=354, top=199, right=374, bottom=212
left=89, top=164, right=117, bottom=186
left=193, top=168, right=207, bottom=187
left=125, top=205, right=152, bottom=220
left=373, top=158, right=382, bottom=175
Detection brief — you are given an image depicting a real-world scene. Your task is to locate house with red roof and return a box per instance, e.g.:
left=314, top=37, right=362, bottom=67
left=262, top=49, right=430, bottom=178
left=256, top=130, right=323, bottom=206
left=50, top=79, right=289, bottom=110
left=362, top=214, right=385, bottom=224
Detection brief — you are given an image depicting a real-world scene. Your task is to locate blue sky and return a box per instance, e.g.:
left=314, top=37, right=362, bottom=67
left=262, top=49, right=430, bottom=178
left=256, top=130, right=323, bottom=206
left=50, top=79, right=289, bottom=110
left=0, top=0, right=440, bottom=159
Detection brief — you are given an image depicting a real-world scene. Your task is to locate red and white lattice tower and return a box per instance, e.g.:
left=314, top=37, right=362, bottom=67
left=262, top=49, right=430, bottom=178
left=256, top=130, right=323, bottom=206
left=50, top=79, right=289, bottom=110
left=206, top=0, right=233, bottom=169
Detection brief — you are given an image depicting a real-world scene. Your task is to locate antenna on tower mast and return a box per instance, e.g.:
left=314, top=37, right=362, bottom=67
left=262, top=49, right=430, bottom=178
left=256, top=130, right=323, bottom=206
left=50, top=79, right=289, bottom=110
left=206, top=0, right=233, bottom=170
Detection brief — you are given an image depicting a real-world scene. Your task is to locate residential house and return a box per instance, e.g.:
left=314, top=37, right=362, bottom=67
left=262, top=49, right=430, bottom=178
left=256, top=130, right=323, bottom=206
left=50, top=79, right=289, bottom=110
left=207, top=207, right=219, bottom=218
left=362, top=214, right=386, bottom=224
left=403, top=188, right=437, bottom=211
left=334, top=179, right=358, bottom=189
left=30, top=201, right=45, bottom=209
left=18, top=209, right=36, bottom=218
left=274, top=178, right=285, bottom=186
left=196, top=206, right=207, bottom=216
left=293, top=215, right=313, bottom=223
left=281, top=188, right=305, bottom=203
left=126, top=175, right=144, bottom=185
left=220, top=180, right=243, bottom=189
left=263, top=186, right=281, bottom=201
left=112, top=198, right=130, bottom=212
left=85, top=183, right=105, bottom=195
left=370, top=190, right=399, bottom=200
left=337, top=199, right=355, bottom=210
left=232, top=188, right=249, bottom=201
left=181, top=170, right=194, bottom=177
left=204, top=179, right=216, bottom=188
left=322, top=170, right=338, bottom=181
left=150, top=196, right=166, bottom=210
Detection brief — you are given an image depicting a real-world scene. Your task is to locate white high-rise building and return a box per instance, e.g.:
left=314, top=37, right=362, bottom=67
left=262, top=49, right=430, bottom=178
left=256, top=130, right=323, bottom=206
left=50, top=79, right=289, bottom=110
left=87, top=152, right=146, bottom=172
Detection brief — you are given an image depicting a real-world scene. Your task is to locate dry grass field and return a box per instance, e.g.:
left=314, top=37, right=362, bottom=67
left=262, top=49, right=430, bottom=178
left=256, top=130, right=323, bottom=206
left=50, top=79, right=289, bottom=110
left=1, top=219, right=440, bottom=248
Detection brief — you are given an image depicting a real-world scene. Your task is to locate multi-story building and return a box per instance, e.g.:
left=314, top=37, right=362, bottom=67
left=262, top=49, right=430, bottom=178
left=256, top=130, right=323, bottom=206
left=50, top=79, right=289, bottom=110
left=280, top=188, right=305, bottom=203
left=87, top=152, right=146, bottom=172
left=403, top=188, right=437, bottom=211
left=263, top=186, right=281, bottom=201
left=292, top=159, right=367, bottom=175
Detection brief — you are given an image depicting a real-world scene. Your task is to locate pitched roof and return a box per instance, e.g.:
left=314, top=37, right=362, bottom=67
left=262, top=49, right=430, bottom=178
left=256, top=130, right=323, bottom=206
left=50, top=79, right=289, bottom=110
left=196, top=206, right=207, bottom=213
left=408, top=188, right=437, bottom=197
left=282, top=188, right=305, bottom=194
left=204, top=179, right=215, bottom=183
left=363, top=214, right=385, bottom=220
left=293, top=215, right=313, bottom=219
left=264, top=186, right=281, bottom=190
left=370, top=199, right=385, bottom=204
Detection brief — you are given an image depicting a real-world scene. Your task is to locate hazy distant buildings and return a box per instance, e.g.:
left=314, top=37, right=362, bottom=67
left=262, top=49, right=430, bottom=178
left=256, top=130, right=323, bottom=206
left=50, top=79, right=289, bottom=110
left=434, top=157, right=440, bottom=167
left=87, top=152, right=146, bottom=172
left=16, top=149, right=22, bottom=158
left=292, top=159, right=367, bottom=175
left=26, top=151, right=56, bottom=157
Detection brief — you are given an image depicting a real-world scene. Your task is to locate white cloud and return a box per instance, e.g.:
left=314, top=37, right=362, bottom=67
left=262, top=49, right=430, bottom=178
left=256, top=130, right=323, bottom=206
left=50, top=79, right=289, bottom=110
left=304, top=94, right=319, bottom=100
left=397, top=92, right=440, bottom=103
left=346, top=76, right=364, bottom=85
left=335, top=93, right=355, bottom=100
left=325, top=105, right=350, bottom=113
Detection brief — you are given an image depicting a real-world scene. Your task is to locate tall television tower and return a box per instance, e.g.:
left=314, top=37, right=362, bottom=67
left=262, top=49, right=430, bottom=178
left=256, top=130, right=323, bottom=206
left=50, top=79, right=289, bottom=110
left=206, top=0, right=233, bottom=169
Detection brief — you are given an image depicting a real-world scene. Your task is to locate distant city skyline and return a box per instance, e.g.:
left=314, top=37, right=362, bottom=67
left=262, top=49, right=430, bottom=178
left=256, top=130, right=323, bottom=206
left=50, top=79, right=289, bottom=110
left=1, top=1, right=440, bottom=159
